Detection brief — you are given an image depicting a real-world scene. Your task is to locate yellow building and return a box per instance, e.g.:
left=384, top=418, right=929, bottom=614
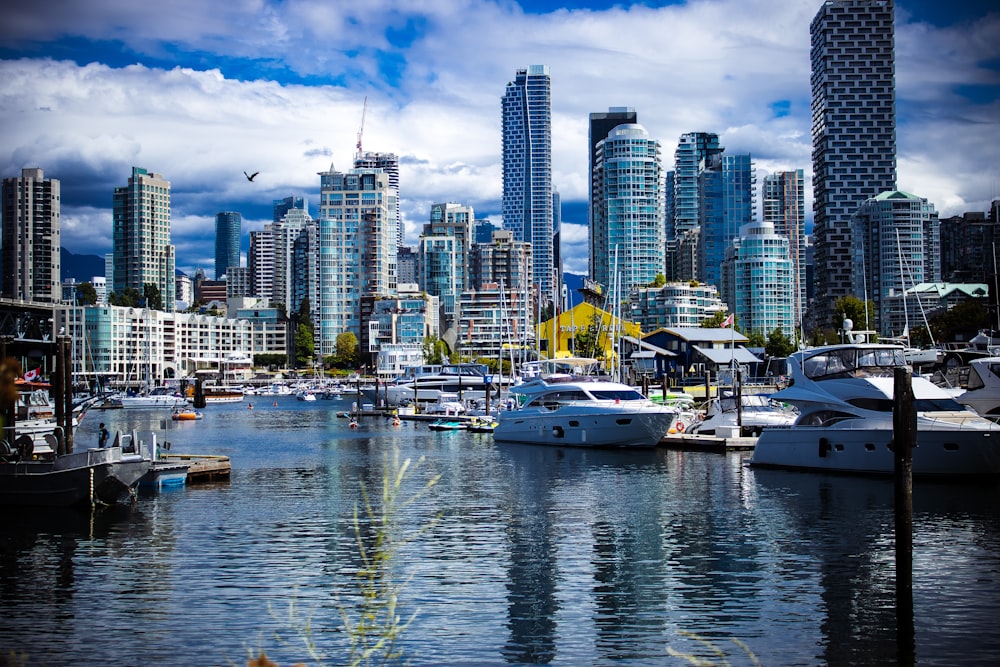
left=535, top=302, right=641, bottom=364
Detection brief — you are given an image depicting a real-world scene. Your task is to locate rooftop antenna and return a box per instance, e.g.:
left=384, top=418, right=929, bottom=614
left=355, top=96, right=367, bottom=160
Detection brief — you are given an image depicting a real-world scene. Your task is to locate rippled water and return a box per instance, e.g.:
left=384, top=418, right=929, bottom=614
left=2, top=397, right=1000, bottom=666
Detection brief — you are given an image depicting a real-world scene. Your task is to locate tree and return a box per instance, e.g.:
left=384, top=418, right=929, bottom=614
left=143, top=283, right=163, bottom=310
left=76, top=282, right=98, bottom=306
left=332, top=332, right=359, bottom=368
left=929, top=299, right=991, bottom=343
left=765, top=328, right=796, bottom=358
left=294, top=323, right=314, bottom=368
left=109, top=287, right=142, bottom=307
left=253, top=353, right=286, bottom=369
left=746, top=329, right=766, bottom=348
left=831, top=295, right=874, bottom=333
left=647, top=273, right=666, bottom=288
left=422, top=336, right=448, bottom=365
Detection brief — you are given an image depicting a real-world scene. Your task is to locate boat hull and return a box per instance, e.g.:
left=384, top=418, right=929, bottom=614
left=750, top=425, right=1000, bottom=476
left=0, top=448, right=151, bottom=506
left=493, top=406, right=676, bottom=448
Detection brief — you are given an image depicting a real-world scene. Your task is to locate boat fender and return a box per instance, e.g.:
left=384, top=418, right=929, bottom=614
left=818, top=437, right=831, bottom=458
left=552, top=425, right=564, bottom=438
left=675, top=421, right=685, bottom=433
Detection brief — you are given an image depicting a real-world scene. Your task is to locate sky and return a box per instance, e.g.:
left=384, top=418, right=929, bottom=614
left=2, top=0, right=999, bottom=278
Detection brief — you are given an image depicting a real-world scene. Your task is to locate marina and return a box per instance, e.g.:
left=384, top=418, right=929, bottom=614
left=1, top=396, right=998, bottom=665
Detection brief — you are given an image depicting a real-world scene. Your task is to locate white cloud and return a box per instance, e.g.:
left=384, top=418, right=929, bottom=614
left=1, top=0, right=998, bottom=276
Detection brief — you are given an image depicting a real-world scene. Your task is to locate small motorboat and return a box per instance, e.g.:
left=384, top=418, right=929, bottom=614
left=171, top=409, right=204, bottom=421
left=428, top=419, right=468, bottom=431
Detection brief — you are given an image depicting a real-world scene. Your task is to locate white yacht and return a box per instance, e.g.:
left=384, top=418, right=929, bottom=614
left=955, top=356, right=1000, bottom=420
left=116, top=386, right=188, bottom=410
left=385, top=363, right=495, bottom=406
left=750, top=341, right=1000, bottom=476
left=493, top=361, right=680, bottom=448
left=689, top=392, right=797, bottom=437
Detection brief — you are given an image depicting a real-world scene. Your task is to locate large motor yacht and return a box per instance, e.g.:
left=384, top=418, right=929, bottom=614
left=750, top=340, right=1000, bottom=476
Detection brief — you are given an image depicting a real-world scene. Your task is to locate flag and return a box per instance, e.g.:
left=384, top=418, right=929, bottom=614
left=721, top=313, right=734, bottom=328
left=23, top=367, right=40, bottom=382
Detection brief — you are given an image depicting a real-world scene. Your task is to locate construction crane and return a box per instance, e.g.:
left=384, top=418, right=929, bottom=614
left=356, top=96, right=367, bottom=158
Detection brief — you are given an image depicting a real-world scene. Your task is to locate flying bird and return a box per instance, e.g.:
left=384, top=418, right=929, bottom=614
left=244, top=170, right=259, bottom=182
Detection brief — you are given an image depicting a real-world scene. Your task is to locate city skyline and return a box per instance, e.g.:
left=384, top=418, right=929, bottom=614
left=1, top=0, right=998, bottom=277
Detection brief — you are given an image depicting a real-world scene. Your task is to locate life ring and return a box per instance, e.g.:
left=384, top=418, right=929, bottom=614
left=675, top=421, right=685, bottom=433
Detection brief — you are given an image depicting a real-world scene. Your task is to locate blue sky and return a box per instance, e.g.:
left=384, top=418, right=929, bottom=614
left=2, top=0, right=998, bottom=277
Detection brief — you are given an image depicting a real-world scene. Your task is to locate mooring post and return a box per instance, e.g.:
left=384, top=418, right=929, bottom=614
left=61, top=337, right=74, bottom=453
left=893, top=367, right=915, bottom=666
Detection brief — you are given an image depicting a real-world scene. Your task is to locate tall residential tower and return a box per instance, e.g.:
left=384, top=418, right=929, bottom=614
left=112, top=167, right=175, bottom=310
left=214, top=211, right=242, bottom=280
left=502, top=65, right=554, bottom=303
left=810, top=0, right=896, bottom=329
left=1, top=167, right=61, bottom=303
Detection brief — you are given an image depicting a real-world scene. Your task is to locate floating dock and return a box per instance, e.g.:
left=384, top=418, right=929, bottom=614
left=160, top=454, right=231, bottom=483
left=658, top=432, right=757, bottom=453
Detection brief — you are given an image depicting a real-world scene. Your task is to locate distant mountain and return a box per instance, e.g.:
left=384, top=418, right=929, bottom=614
left=564, top=272, right=585, bottom=294
left=61, top=248, right=105, bottom=283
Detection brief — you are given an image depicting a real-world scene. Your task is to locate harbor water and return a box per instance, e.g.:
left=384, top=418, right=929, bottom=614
left=2, top=397, right=1000, bottom=665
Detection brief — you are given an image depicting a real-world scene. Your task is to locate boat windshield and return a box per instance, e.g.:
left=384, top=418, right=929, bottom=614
left=802, top=347, right=905, bottom=380
left=589, top=389, right=647, bottom=401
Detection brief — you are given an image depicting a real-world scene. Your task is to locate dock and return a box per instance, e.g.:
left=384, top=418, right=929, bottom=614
left=160, top=454, right=231, bottom=483
left=658, top=432, right=757, bottom=453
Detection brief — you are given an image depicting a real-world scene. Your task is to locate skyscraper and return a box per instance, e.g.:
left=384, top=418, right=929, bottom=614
left=851, top=190, right=939, bottom=336
left=1, top=167, right=60, bottom=302
left=354, top=151, right=401, bottom=250
left=273, top=195, right=305, bottom=223
left=214, top=211, right=242, bottom=280
left=723, top=221, right=796, bottom=339
left=667, top=132, right=723, bottom=281
left=810, top=0, right=896, bottom=329
left=590, top=124, right=665, bottom=292
left=762, top=170, right=806, bottom=326
left=589, top=107, right=637, bottom=279
left=112, top=166, right=175, bottom=310
left=502, top=65, right=554, bottom=303
left=317, top=167, right=397, bottom=355
left=698, top=153, right=755, bottom=291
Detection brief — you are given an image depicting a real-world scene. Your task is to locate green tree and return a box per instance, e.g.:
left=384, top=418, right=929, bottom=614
left=75, top=282, right=98, bottom=306
left=333, top=332, right=359, bottom=368
left=422, top=336, right=448, bottom=364
left=294, top=323, right=315, bottom=368
left=253, top=353, right=286, bottom=369
left=109, top=286, right=142, bottom=307
left=647, top=273, right=666, bottom=288
left=143, top=282, right=163, bottom=310
left=832, top=295, right=874, bottom=332
left=746, top=329, right=766, bottom=348
left=929, top=299, right=991, bottom=343
left=765, top=328, right=796, bottom=358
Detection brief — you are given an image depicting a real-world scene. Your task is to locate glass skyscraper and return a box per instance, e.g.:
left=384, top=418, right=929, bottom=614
left=762, top=170, right=806, bottom=326
left=590, top=124, right=665, bottom=292
left=214, top=211, right=242, bottom=280
left=810, top=0, right=896, bottom=329
left=667, top=132, right=723, bottom=281
left=723, top=221, right=796, bottom=339
left=697, top=153, right=755, bottom=292
left=850, top=190, right=939, bottom=336
left=112, top=166, right=175, bottom=310
left=1, top=167, right=60, bottom=303
left=502, top=65, right=554, bottom=303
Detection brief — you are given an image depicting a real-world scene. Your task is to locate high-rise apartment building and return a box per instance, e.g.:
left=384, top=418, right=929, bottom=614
left=502, top=65, right=554, bottom=303
left=273, top=195, right=305, bottom=223
left=112, top=166, right=175, bottom=310
left=762, top=170, right=806, bottom=326
left=270, top=207, right=312, bottom=310
left=810, top=0, right=897, bottom=329
left=588, top=107, right=637, bottom=280
left=354, top=152, right=401, bottom=250
left=939, top=200, right=1000, bottom=283
left=469, top=230, right=532, bottom=294
left=851, top=190, right=939, bottom=336
left=249, top=227, right=274, bottom=300
left=667, top=132, right=723, bottom=281
left=722, top=221, right=796, bottom=340
left=214, top=211, right=242, bottom=280
left=698, top=153, right=755, bottom=291
left=591, top=124, right=665, bottom=292
left=317, top=167, right=397, bottom=355
left=1, top=167, right=61, bottom=302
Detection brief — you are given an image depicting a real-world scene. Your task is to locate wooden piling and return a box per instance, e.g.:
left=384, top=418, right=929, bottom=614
left=893, top=367, right=915, bottom=666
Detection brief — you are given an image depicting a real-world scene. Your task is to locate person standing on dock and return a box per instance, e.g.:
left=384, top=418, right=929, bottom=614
left=98, top=423, right=109, bottom=448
